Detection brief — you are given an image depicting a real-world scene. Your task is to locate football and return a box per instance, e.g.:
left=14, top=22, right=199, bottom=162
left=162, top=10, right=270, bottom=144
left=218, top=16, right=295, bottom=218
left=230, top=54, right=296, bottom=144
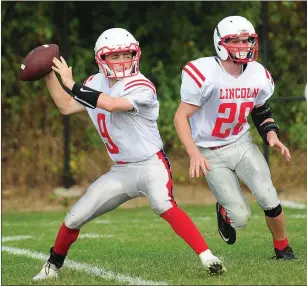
left=19, top=44, right=60, bottom=81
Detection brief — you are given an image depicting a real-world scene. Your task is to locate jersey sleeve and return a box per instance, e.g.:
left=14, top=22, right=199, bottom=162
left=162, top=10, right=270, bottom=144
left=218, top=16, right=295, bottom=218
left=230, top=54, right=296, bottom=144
left=81, top=74, right=101, bottom=112
left=255, top=68, right=275, bottom=106
left=180, top=61, right=213, bottom=106
left=121, top=79, right=157, bottom=117
left=83, top=75, right=96, bottom=86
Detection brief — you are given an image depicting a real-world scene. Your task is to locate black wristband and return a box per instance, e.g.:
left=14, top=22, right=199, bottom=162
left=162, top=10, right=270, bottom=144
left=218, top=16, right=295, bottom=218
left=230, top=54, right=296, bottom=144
left=261, top=121, right=280, bottom=145
left=71, top=83, right=101, bottom=109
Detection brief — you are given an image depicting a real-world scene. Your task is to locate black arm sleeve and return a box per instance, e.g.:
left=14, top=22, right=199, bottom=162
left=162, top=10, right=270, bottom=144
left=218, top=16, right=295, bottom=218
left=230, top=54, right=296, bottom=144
left=251, top=103, right=280, bottom=145
left=70, top=83, right=101, bottom=109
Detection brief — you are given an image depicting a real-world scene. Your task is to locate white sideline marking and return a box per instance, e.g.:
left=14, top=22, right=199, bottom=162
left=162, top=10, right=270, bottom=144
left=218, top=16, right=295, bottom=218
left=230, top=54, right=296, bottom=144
left=2, top=233, right=114, bottom=242
left=79, top=233, right=113, bottom=239
left=290, top=214, right=307, bottom=219
left=2, top=246, right=168, bottom=285
left=196, top=216, right=212, bottom=221
left=2, top=221, right=59, bottom=227
left=281, top=200, right=307, bottom=209
left=2, top=235, right=33, bottom=242
left=94, top=219, right=111, bottom=224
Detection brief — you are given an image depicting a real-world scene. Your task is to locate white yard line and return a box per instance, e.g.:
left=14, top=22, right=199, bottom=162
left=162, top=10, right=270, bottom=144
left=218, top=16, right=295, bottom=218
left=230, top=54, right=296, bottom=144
left=94, top=219, right=112, bottom=224
left=281, top=200, right=307, bottom=209
left=196, top=216, right=212, bottom=220
left=2, top=233, right=114, bottom=242
left=2, top=246, right=168, bottom=285
left=289, top=214, right=307, bottom=219
left=79, top=233, right=113, bottom=239
left=2, top=235, right=33, bottom=242
left=2, top=221, right=60, bottom=227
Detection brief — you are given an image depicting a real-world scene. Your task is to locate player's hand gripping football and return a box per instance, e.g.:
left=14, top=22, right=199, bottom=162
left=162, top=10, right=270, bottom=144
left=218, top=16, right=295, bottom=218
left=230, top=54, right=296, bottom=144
left=267, top=131, right=291, bottom=162
left=189, top=149, right=211, bottom=177
left=52, top=56, right=75, bottom=90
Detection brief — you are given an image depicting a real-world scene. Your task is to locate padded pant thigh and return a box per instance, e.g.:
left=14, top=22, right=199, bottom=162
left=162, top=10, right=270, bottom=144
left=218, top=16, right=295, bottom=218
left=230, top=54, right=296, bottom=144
left=235, top=144, right=280, bottom=210
left=141, top=160, right=175, bottom=215
left=205, top=167, right=251, bottom=229
left=65, top=171, right=131, bottom=229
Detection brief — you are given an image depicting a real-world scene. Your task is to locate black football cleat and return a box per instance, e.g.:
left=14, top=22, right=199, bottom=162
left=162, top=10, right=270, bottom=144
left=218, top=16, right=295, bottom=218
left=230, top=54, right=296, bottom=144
left=216, top=202, right=236, bottom=245
left=273, top=245, right=296, bottom=260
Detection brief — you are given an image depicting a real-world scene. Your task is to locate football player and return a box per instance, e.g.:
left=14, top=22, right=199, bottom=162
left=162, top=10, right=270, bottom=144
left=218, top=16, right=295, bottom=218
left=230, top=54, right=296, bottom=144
left=174, top=16, right=296, bottom=260
left=33, top=28, right=225, bottom=281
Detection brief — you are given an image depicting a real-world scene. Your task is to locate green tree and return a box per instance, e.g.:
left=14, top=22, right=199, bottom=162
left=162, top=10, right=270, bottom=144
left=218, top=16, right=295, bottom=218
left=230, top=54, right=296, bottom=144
left=2, top=1, right=306, bottom=189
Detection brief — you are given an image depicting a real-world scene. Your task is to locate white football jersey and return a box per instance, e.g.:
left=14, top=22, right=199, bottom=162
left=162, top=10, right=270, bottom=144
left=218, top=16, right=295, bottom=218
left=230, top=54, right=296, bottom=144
left=83, top=73, right=163, bottom=162
left=181, top=56, right=275, bottom=148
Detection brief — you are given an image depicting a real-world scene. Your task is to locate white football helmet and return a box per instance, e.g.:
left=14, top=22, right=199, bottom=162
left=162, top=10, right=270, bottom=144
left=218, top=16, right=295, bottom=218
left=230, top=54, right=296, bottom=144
left=94, top=28, right=141, bottom=79
left=213, top=16, right=258, bottom=63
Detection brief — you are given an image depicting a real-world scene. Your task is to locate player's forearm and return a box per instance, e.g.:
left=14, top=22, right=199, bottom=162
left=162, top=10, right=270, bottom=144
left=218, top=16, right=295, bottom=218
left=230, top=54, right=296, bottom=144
left=251, top=104, right=279, bottom=144
left=44, top=71, right=75, bottom=112
left=260, top=118, right=274, bottom=125
left=174, top=114, right=199, bottom=156
left=69, top=83, right=133, bottom=112
left=97, top=94, right=133, bottom=112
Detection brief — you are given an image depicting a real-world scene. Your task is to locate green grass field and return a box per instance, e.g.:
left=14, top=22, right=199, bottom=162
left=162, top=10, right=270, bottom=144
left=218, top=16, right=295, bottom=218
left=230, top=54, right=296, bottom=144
left=2, top=203, right=307, bottom=285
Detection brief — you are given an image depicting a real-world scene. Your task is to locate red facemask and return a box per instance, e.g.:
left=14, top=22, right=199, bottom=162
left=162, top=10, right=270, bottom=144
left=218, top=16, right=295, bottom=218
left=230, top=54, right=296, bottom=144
left=220, top=33, right=258, bottom=63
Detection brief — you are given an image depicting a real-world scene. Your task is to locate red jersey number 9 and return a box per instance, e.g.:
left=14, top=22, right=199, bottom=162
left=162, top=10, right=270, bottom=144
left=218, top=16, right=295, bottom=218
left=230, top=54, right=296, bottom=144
left=97, top=113, right=119, bottom=154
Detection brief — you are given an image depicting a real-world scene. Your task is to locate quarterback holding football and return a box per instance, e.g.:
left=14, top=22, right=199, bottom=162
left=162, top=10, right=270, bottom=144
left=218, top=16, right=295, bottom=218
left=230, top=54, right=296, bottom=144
left=33, top=28, right=226, bottom=281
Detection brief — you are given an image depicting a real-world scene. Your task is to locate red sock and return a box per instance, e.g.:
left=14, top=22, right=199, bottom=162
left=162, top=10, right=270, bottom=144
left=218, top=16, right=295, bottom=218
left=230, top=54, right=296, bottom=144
left=53, top=223, right=80, bottom=255
left=220, top=206, right=231, bottom=224
left=273, top=237, right=289, bottom=251
left=161, top=207, right=208, bottom=255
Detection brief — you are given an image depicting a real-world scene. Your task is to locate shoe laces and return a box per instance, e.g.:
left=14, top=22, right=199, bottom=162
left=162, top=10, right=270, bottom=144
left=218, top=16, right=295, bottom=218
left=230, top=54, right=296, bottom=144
left=44, top=263, right=51, bottom=275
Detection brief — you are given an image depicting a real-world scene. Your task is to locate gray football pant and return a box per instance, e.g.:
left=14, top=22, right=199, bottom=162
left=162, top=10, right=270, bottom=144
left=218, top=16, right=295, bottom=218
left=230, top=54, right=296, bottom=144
left=199, top=131, right=280, bottom=229
left=64, top=151, right=175, bottom=229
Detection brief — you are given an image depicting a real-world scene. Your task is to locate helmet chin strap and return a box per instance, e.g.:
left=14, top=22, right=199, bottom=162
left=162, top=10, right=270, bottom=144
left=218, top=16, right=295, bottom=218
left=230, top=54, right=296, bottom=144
left=232, top=58, right=248, bottom=65
left=229, top=51, right=247, bottom=63
left=232, top=59, right=241, bottom=65
left=229, top=55, right=247, bottom=65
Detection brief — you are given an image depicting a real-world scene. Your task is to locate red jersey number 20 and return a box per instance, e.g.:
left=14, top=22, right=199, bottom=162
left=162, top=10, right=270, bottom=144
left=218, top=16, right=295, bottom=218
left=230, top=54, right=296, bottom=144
left=97, top=113, right=119, bottom=154
left=212, top=102, right=254, bottom=138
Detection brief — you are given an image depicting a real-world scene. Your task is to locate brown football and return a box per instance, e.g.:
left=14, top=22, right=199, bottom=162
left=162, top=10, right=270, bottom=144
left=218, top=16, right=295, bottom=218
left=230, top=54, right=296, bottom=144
left=19, top=44, right=60, bottom=81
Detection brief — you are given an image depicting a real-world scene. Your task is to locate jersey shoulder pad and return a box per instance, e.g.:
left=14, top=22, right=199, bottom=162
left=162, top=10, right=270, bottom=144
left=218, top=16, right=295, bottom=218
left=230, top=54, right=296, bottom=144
left=123, top=74, right=156, bottom=94
left=182, top=58, right=206, bottom=88
left=250, top=61, right=274, bottom=87
left=182, top=57, right=216, bottom=88
left=263, top=67, right=274, bottom=87
left=83, top=73, right=100, bottom=86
